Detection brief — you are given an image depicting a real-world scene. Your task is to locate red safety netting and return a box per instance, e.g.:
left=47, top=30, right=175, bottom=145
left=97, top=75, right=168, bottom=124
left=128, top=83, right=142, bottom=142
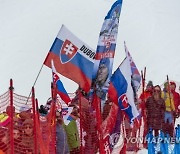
left=0, top=80, right=129, bottom=154
left=0, top=81, right=57, bottom=154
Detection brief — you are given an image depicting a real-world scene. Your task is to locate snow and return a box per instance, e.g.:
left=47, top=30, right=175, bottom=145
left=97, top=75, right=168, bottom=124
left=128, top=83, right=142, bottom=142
left=0, top=0, right=180, bottom=105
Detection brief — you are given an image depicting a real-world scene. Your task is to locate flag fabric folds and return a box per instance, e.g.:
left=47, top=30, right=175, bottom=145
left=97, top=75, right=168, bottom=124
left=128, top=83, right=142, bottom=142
left=102, top=106, right=122, bottom=153
left=89, top=1, right=123, bottom=152
left=91, top=0, right=123, bottom=99
left=119, top=57, right=139, bottom=118
left=51, top=60, right=71, bottom=105
left=108, top=58, right=139, bottom=122
left=124, top=41, right=141, bottom=92
left=108, top=63, right=134, bottom=122
left=44, top=25, right=95, bottom=93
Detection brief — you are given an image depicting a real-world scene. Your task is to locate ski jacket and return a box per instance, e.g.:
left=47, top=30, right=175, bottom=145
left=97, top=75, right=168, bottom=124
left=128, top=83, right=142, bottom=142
left=161, top=91, right=175, bottom=112
left=139, top=91, right=152, bottom=117
left=64, top=119, right=80, bottom=151
left=146, top=96, right=165, bottom=130
left=171, top=90, right=180, bottom=111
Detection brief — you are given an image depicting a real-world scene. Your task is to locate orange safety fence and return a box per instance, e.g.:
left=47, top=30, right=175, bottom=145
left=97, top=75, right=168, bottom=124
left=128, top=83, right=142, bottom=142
left=0, top=80, right=57, bottom=154
left=0, top=80, right=129, bottom=154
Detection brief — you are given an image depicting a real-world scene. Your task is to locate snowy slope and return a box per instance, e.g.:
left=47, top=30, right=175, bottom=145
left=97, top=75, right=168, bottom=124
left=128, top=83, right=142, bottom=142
left=0, top=0, right=180, bottom=105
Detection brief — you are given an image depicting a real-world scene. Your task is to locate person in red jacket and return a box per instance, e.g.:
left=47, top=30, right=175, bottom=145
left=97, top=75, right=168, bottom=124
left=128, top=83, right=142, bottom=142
left=138, top=80, right=153, bottom=148
left=170, top=81, right=180, bottom=118
left=139, top=81, right=154, bottom=115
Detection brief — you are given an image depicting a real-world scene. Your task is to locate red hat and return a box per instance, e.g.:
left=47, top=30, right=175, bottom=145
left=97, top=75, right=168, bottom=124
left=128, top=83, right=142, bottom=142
left=170, top=81, right=176, bottom=88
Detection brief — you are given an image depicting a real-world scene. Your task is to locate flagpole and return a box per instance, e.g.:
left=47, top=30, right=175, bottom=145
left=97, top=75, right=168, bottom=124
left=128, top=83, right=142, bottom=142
left=140, top=67, right=146, bottom=148
left=167, top=75, right=172, bottom=110
left=26, top=63, right=44, bottom=104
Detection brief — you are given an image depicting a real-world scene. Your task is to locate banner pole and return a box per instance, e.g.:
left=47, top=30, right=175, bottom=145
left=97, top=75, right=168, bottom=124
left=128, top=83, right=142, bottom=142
left=9, top=79, right=14, bottom=154
left=32, top=87, right=38, bottom=154
left=26, top=64, right=44, bottom=104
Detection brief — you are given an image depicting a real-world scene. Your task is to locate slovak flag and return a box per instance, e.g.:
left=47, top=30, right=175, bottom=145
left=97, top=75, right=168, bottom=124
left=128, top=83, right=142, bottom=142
left=108, top=58, right=139, bottom=122
left=44, top=25, right=95, bottom=93
left=51, top=60, right=71, bottom=105
left=108, top=64, right=133, bottom=122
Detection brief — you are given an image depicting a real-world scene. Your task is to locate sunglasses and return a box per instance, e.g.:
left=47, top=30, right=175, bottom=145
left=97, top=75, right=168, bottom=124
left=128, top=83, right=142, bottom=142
left=154, top=89, right=160, bottom=92
left=25, top=126, right=33, bottom=129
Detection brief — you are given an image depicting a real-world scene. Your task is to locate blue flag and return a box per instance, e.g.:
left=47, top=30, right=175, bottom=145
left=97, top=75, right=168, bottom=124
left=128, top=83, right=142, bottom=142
left=91, top=0, right=123, bottom=100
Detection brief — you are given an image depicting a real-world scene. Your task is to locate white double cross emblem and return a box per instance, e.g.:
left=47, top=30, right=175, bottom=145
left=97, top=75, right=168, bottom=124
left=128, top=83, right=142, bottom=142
left=64, top=43, right=74, bottom=55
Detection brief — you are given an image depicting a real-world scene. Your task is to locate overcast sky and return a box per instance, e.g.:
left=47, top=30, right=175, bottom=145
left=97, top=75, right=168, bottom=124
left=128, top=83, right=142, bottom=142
left=0, top=0, right=180, bottom=105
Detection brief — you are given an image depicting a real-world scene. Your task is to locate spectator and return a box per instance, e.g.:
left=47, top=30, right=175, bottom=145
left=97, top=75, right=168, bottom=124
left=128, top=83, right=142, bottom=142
left=13, top=126, right=22, bottom=154
left=56, top=110, right=69, bottom=154
left=0, top=129, right=9, bottom=153
left=162, top=82, right=175, bottom=136
left=170, top=81, right=180, bottom=118
left=139, top=80, right=154, bottom=116
left=39, top=105, right=48, bottom=115
left=146, top=85, right=165, bottom=136
left=138, top=80, right=154, bottom=146
left=19, top=105, right=32, bottom=123
left=21, top=118, right=34, bottom=154
left=64, top=105, right=80, bottom=154
left=139, top=80, right=154, bottom=104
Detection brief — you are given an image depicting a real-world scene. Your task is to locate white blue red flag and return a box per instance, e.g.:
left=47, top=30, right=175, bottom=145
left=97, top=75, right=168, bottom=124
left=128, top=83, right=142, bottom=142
left=51, top=60, right=71, bottom=105
left=44, top=25, right=95, bottom=92
left=124, top=41, right=141, bottom=92
left=55, top=97, right=73, bottom=125
left=108, top=58, right=139, bottom=122
left=119, top=58, right=139, bottom=119
left=91, top=0, right=123, bottom=100
left=61, top=107, right=73, bottom=125
left=108, top=64, right=134, bottom=122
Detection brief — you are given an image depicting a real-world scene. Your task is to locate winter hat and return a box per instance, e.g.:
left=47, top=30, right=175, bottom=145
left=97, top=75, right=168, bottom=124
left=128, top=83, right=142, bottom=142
left=19, top=104, right=31, bottom=112
left=164, top=82, right=168, bottom=87
left=6, top=105, right=15, bottom=113
left=170, top=81, right=176, bottom=88
left=147, top=81, right=153, bottom=87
